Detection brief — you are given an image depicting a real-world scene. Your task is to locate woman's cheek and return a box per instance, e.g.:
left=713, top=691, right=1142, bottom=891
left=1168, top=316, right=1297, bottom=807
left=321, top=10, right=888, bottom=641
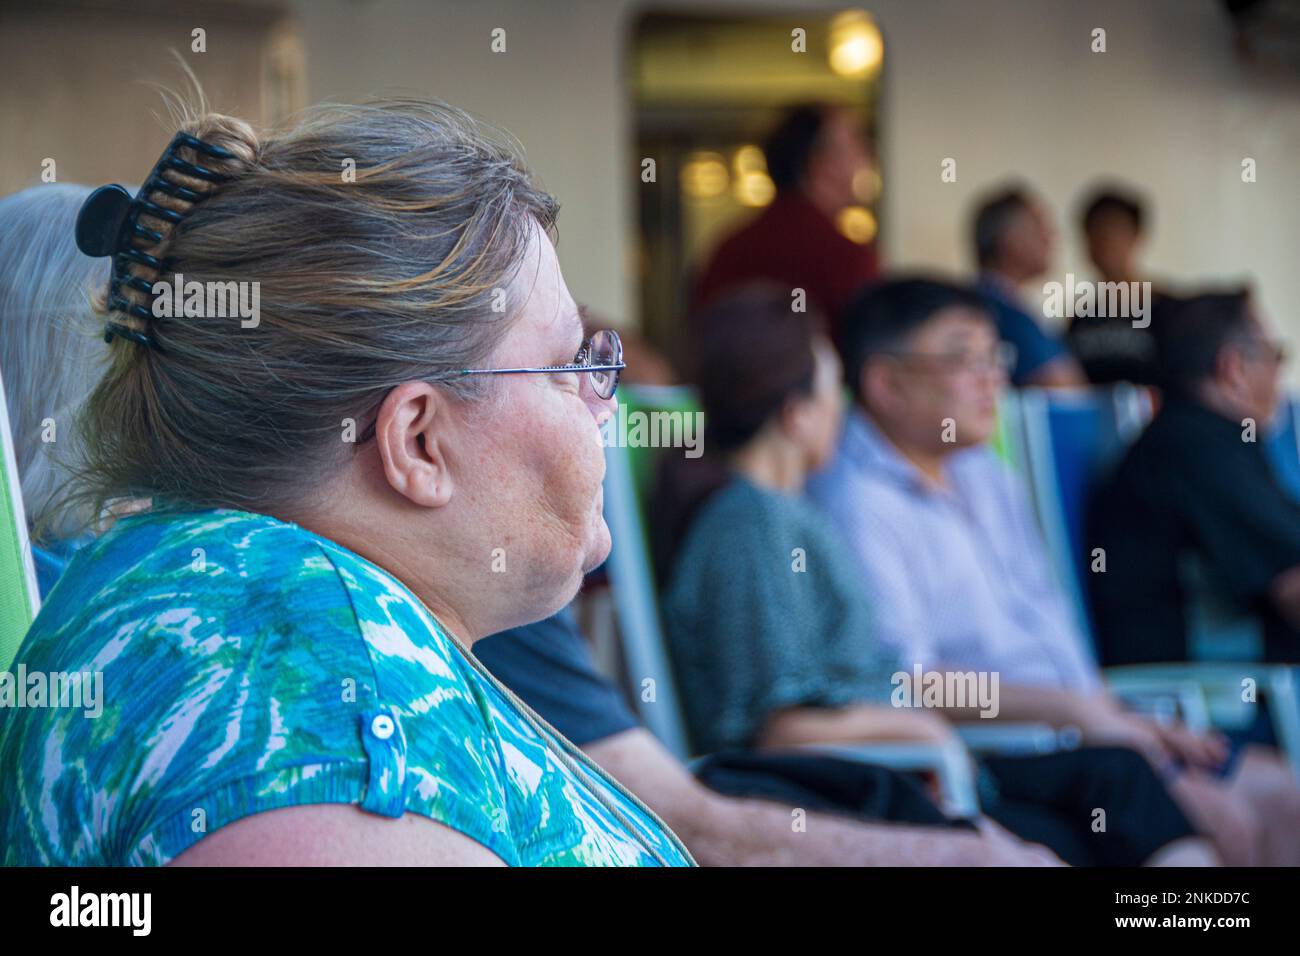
left=531, top=402, right=602, bottom=514
left=567, top=427, right=604, bottom=517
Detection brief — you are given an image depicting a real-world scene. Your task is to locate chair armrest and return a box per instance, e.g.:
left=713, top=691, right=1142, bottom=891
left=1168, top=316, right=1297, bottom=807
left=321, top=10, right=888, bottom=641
left=1265, top=668, right=1300, bottom=780
left=1106, top=663, right=1262, bottom=731
left=1105, top=673, right=1212, bottom=733
left=791, top=739, right=981, bottom=820
left=1105, top=663, right=1300, bottom=776
left=955, top=722, right=1077, bottom=755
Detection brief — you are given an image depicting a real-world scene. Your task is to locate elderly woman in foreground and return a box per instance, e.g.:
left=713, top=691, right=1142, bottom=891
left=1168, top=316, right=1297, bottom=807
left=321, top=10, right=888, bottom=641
left=0, top=98, right=691, bottom=866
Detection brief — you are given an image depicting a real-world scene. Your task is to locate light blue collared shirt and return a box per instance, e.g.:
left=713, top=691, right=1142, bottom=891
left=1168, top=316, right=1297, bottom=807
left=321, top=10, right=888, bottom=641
left=806, top=409, right=1100, bottom=693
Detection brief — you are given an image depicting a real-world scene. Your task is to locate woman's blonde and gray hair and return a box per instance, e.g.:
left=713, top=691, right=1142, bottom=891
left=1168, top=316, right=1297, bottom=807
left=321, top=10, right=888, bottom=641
left=78, top=97, right=558, bottom=521
left=0, top=183, right=108, bottom=542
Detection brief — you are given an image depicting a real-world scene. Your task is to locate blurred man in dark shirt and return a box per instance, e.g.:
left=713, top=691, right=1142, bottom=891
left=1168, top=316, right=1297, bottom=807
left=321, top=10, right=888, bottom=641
left=1090, top=290, right=1300, bottom=665
left=971, top=186, right=1086, bottom=388
left=692, top=103, right=879, bottom=350
left=1067, top=186, right=1175, bottom=385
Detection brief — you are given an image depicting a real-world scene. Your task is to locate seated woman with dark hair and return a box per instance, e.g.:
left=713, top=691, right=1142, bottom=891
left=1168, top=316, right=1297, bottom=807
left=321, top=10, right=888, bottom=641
left=653, top=283, right=1216, bottom=866
left=0, top=98, right=690, bottom=867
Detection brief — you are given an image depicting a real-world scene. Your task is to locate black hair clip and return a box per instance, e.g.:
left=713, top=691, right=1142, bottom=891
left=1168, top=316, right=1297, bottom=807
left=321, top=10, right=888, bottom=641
left=75, top=132, right=237, bottom=348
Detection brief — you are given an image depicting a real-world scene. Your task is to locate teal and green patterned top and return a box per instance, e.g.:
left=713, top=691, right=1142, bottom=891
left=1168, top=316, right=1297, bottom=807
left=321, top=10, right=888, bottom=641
left=0, top=508, right=692, bottom=867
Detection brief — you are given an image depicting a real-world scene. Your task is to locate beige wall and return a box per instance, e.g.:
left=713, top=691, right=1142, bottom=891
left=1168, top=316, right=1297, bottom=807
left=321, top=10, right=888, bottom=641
left=292, top=0, right=633, bottom=322
left=0, top=2, right=294, bottom=197
left=5, top=0, right=1296, bottom=374
left=293, top=0, right=1300, bottom=376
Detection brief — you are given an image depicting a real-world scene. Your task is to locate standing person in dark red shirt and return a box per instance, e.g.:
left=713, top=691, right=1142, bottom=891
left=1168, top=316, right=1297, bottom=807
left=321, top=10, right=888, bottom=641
left=692, top=103, right=879, bottom=350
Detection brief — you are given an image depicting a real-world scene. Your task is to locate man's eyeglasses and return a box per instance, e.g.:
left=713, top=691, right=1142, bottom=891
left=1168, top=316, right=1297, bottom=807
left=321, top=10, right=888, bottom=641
left=1236, top=337, right=1289, bottom=367
left=458, top=327, right=625, bottom=400
left=881, top=341, right=1017, bottom=377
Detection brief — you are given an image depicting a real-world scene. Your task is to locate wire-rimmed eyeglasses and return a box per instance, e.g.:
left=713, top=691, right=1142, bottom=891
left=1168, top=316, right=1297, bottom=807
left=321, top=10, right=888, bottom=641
left=458, top=327, right=625, bottom=400
left=881, top=341, right=1017, bottom=377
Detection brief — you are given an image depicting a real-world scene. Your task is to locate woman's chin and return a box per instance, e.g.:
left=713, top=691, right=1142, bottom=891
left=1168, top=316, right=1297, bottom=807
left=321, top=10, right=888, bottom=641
left=581, top=520, right=613, bottom=574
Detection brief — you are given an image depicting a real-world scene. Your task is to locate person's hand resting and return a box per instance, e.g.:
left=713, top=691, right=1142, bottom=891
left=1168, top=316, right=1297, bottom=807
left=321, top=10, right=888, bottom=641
left=1077, top=698, right=1228, bottom=773
left=1149, top=718, right=1229, bottom=771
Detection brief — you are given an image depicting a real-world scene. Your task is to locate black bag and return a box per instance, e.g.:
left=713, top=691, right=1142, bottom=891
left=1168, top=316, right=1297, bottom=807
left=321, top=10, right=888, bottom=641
left=692, top=749, right=974, bottom=829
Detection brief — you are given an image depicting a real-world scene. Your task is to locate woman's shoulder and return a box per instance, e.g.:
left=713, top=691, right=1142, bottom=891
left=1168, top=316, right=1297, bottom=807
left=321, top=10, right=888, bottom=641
left=694, top=476, right=833, bottom=550
left=39, top=507, right=455, bottom=645
left=58, top=506, right=334, bottom=587
left=33, top=508, right=367, bottom=647
left=49, top=506, right=482, bottom=712
left=3, top=508, right=510, bottom=866
left=689, top=475, right=793, bottom=530
left=666, top=477, right=830, bottom=593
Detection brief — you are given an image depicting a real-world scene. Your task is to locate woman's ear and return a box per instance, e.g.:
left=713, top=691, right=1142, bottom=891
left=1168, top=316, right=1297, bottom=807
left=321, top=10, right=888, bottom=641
left=781, top=391, right=828, bottom=452
left=374, top=381, right=455, bottom=508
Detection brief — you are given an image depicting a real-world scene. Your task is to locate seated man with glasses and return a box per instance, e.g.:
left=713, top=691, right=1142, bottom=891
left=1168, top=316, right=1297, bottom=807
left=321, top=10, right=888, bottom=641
left=806, top=277, right=1300, bottom=865
left=1090, top=289, right=1300, bottom=667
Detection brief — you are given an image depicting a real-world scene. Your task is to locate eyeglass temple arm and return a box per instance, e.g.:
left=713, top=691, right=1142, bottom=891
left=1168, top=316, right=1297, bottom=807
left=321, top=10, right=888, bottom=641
left=458, top=363, right=626, bottom=375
